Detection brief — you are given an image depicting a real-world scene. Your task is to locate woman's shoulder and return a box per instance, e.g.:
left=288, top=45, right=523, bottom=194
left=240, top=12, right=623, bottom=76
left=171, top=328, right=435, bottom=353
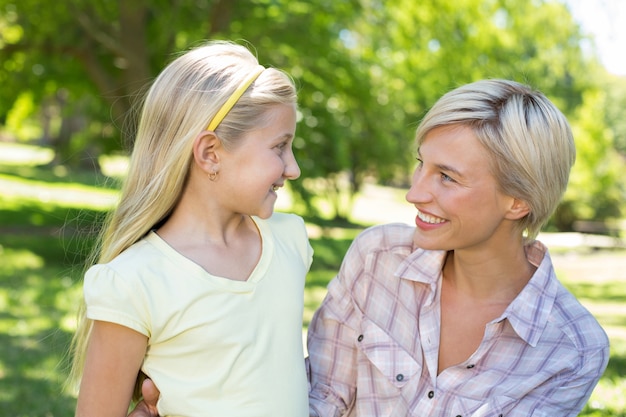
left=354, top=222, right=416, bottom=249
left=551, top=281, right=610, bottom=350
left=334, top=223, right=417, bottom=269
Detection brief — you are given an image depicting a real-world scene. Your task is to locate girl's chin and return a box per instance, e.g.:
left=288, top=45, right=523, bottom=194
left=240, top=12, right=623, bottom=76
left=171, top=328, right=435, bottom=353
left=254, top=205, right=276, bottom=219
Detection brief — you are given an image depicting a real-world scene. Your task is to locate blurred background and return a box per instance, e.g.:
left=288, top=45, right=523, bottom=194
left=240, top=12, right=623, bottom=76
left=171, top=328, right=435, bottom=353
left=0, top=0, right=624, bottom=415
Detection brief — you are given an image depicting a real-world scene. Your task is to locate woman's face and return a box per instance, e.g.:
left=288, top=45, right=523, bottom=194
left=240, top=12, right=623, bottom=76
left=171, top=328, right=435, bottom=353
left=406, top=124, right=520, bottom=253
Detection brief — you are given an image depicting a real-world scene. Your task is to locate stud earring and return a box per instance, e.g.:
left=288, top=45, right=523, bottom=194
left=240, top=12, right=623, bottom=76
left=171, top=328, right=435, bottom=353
left=208, top=170, right=218, bottom=181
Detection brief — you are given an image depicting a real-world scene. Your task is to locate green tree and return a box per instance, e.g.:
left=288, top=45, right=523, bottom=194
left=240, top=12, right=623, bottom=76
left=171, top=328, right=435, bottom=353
left=0, top=0, right=395, bottom=219
left=603, top=75, right=626, bottom=156
left=0, top=0, right=622, bottom=223
left=1, top=0, right=220, bottom=166
left=344, top=0, right=622, bottom=226
left=559, top=87, right=625, bottom=228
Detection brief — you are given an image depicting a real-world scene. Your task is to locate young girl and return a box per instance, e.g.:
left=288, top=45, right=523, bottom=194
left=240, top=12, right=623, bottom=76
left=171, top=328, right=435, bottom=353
left=68, top=40, right=312, bottom=417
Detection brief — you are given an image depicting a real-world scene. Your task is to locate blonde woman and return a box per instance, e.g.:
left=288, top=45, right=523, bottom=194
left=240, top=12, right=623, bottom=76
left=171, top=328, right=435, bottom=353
left=306, top=80, right=609, bottom=416
left=69, top=41, right=312, bottom=417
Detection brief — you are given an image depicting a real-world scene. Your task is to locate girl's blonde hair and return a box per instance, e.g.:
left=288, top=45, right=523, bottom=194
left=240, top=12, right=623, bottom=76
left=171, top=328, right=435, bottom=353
left=68, top=40, right=296, bottom=393
left=415, top=79, right=575, bottom=240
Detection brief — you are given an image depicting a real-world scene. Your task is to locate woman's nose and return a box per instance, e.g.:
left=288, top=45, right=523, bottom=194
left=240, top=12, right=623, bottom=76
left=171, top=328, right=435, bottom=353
left=406, top=167, right=430, bottom=204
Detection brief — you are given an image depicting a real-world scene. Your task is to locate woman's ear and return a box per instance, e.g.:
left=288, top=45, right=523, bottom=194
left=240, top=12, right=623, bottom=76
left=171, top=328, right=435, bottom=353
left=505, top=198, right=531, bottom=220
left=192, top=131, right=221, bottom=174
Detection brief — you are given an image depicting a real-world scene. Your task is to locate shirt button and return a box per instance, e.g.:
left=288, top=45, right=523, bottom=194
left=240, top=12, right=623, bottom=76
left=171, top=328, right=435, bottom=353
left=357, top=334, right=363, bottom=342
left=428, top=390, right=434, bottom=399
left=466, top=364, right=475, bottom=369
left=396, top=374, right=404, bottom=381
left=456, top=415, right=462, bottom=417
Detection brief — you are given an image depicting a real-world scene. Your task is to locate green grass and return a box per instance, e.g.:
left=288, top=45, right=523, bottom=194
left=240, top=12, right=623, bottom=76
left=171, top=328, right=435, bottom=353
left=1, top=142, right=624, bottom=416
left=0, top=239, right=80, bottom=416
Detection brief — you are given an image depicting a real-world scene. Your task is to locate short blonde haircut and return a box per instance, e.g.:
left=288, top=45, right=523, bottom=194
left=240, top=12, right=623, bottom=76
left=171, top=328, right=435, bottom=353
left=415, top=79, right=575, bottom=240
left=68, top=40, right=296, bottom=393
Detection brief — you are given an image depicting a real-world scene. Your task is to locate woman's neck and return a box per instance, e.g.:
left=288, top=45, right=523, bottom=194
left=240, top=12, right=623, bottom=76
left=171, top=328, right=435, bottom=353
left=443, top=243, right=536, bottom=304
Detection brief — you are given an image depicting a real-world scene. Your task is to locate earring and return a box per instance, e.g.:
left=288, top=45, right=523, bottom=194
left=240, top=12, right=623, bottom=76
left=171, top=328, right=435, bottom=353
left=208, top=170, right=218, bottom=181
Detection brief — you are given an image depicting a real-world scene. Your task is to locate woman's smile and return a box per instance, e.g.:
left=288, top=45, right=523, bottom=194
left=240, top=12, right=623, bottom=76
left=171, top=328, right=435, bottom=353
left=416, top=208, right=446, bottom=225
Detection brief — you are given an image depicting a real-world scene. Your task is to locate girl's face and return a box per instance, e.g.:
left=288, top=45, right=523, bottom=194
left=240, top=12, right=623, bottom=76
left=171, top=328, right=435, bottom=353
left=218, top=104, right=299, bottom=219
left=406, top=124, right=518, bottom=253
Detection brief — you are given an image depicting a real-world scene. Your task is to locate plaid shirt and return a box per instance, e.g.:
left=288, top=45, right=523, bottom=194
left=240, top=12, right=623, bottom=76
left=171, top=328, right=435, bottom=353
left=306, top=223, right=609, bottom=417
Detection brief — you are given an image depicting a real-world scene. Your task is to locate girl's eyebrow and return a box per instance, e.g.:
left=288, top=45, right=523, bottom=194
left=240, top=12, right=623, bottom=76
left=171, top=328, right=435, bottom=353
left=276, top=133, right=294, bottom=142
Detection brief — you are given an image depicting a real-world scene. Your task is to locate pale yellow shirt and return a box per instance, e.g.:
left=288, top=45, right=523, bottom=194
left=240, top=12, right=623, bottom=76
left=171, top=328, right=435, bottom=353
left=85, top=213, right=313, bottom=417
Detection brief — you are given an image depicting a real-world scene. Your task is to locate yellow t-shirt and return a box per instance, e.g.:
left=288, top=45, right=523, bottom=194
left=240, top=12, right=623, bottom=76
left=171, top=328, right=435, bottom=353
left=84, top=213, right=313, bottom=417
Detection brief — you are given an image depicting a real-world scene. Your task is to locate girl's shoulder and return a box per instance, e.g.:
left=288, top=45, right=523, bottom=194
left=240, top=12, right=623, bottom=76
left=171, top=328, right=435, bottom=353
left=88, top=233, right=165, bottom=278
left=256, top=212, right=307, bottom=239
left=263, top=211, right=305, bottom=226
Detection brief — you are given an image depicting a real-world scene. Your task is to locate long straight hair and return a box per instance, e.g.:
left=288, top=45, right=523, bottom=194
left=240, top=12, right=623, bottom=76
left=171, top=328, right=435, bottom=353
left=67, top=40, right=297, bottom=393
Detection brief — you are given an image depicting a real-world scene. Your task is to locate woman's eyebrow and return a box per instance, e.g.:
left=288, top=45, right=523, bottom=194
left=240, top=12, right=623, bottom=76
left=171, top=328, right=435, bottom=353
left=435, top=162, right=465, bottom=179
left=417, top=147, right=466, bottom=179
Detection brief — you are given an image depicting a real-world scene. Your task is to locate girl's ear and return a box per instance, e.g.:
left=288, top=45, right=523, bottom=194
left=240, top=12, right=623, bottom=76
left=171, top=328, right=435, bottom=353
left=192, top=131, right=221, bottom=174
left=505, top=198, right=531, bottom=220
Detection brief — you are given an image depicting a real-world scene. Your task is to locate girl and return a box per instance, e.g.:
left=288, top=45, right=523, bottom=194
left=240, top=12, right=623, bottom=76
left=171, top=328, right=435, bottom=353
left=69, top=40, right=312, bottom=417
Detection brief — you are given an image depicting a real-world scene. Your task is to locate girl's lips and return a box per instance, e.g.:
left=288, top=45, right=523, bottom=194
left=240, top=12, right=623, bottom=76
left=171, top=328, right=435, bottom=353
left=271, top=182, right=284, bottom=192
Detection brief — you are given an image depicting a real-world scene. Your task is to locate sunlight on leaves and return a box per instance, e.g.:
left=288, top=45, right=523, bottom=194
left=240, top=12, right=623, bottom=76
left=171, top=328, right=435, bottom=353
left=0, top=247, right=44, bottom=272
left=0, top=174, right=118, bottom=210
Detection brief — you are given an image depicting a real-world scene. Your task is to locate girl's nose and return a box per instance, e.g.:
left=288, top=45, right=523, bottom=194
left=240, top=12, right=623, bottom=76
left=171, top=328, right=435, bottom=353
left=284, top=150, right=301, bottom=180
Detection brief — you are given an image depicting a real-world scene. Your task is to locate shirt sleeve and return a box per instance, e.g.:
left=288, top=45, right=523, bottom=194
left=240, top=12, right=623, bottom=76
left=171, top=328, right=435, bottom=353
left=512, top=345, right=608, bottom=416
left=307, top=237, right=365, bottom=417
left=295, top=214, right=314, bottom=270
left=84, top=264, right=151, bottom=337
left=470, top=331, right=609, bottom=417
left=271, top=213, right=314, bottom=271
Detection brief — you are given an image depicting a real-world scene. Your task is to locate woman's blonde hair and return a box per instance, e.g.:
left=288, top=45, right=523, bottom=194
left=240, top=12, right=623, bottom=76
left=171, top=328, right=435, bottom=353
left=68, top=40, right=296, bottom=393
left=415, top=79, right=575, bottom=240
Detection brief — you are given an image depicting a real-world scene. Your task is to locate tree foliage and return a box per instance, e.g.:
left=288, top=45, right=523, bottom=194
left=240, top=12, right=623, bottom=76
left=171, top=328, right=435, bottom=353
left=0, top=0, right=623, bottom=225
left=560, top=87, right=625, bottom=227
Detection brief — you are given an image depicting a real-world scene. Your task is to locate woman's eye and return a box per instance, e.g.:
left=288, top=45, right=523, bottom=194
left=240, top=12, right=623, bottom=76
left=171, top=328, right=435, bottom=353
left=441, top=173, right=455, bottom=182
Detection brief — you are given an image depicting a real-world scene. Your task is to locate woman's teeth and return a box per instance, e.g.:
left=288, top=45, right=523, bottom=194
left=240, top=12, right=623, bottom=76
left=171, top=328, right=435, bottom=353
left=417, top=209, right=445, bottom=224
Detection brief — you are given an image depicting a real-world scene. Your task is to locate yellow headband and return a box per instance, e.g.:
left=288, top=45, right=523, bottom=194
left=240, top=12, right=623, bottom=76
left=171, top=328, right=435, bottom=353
left=206, top=65, right=265, bottom=131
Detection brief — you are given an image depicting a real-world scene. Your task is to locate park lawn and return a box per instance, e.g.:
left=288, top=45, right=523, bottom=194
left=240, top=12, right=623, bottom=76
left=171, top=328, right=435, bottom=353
left=0, top=142, right=624, bottom=416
